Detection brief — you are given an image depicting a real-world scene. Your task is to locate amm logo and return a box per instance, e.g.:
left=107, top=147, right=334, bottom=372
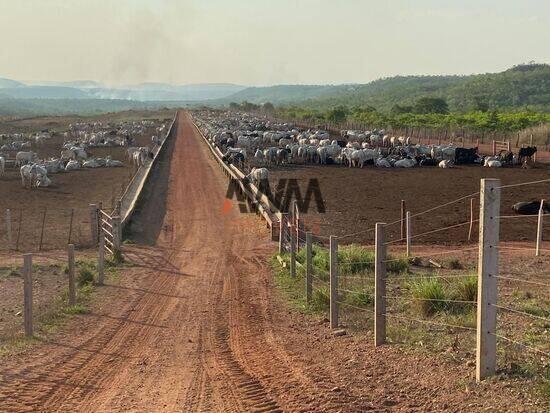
left=224, top=178, right=326, bottom=214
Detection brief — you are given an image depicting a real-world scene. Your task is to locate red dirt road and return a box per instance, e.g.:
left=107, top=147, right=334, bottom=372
left=0, top=112, right=542, bottom=412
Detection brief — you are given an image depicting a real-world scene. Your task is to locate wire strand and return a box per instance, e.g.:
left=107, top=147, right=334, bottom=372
left=383, top=246, right=478, bottom=263
left=384, top=313, right=476, bottom=331
left=491, top=333, right=550, bottom=358
left=494, top=275, right=550, bottom=288
left=497, top=178, right=550, bottom=190
left=384, top=296, right=476, bottom=304
left=385, top=220, right=477, bottom=245
left=491, top=303, right=549, bottom=322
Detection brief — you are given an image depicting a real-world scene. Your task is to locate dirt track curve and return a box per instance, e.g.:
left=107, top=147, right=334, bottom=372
left=0, top=112, right=541, bottom=412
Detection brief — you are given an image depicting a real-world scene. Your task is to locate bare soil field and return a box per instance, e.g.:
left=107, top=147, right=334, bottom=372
left=0, top=110, right=176, bottom=251
left=0, top=112, right=546, bottom=412
left=268, top=163, right=550, bottom=245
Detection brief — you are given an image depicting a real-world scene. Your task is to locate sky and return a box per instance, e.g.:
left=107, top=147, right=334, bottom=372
left=0, top=0, right=548, bottom=87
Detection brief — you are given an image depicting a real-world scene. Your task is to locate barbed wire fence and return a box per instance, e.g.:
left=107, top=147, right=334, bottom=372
left=275, top=177, right=549, bottom=383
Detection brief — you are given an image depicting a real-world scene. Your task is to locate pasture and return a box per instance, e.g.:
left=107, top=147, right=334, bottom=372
left=267, top=162, right=550, bottom=244
left=0, top=109, right=174, bottom=251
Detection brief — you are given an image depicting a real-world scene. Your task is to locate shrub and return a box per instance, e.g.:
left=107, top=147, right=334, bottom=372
left=452, top=276, right=477, bottom=303
left=311, top=286, right=330, bottom=312
left=76, top=261, right=96, bottom=286
left=338, top=244, right=375, bottom=274
left=447, top=258, right=463, bottom=269
left=387, top=256, right=410, bottom=274
left=409, top=277, right=448, bottom=316
left=345, top=290, right=373, bottom=308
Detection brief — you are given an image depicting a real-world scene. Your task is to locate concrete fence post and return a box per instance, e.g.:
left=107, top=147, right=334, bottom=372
left=98, top=231, right=105, bottom=285
left=290, top=228, right=296, bottom=278
left=536, top=199, right=544, bottom=256
left=329, top=235, right=339, bottom=329
left=406, top=211, right=412, bottom=257
left=375, top=223, right=387, bottom=346
left=68, top=244, right=76, bottom=306
left=306, top=232, right=313, bottom=304
left=89, top=204, right=98, bottom=246
left=6, top=209, right=12, bottom=248
left=23, top=253, right=33, bottom=337
left=468, top=198, right=475, bottom=242
left=476, top=178, right=500, bottom=381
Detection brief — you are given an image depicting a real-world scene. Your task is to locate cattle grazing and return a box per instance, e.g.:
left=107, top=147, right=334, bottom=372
left=454, top=147, right=479, bottom=165
left=15, top=151, right=38, bottom=166
left=20, top=164, right=51, bottom=188
left=243, top=167, right=269, bottom=190
left=519, top=146, right=537, bottom=166
left=512, top=200, right=550, bottom=215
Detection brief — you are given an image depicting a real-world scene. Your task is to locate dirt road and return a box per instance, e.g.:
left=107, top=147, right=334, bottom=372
left=0, top=112, right=542, bottom=412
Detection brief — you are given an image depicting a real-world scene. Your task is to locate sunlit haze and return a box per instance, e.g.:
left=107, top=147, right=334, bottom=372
left=0, top=0, right=549, bottom=86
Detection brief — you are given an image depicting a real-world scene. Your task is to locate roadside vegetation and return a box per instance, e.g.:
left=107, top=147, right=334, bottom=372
left=0, top=253, right=127, bottom=357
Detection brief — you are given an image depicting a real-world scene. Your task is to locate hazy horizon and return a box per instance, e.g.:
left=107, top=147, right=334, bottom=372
left=0, top=0, right=549, bottom=87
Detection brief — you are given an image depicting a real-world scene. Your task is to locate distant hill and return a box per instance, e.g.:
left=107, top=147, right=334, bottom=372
left=0, top=86, right=91, bottom=99
left=0, top=97, right=188, bottom=116
left=222, top=64, right=550, bottom=113
left=0, top=78, right=246, bottom=102
left=0, top=78, right=25, bottom=88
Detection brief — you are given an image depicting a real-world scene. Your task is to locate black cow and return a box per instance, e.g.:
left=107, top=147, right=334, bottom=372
left=222, top=151, right=244, bottom=168
left=455, top=147, right=479, bottom=165
left=419, top=157, right=438, bottom=167
left=519, top=146, right=537, bottom=164
left=512, top=200, right=549, bottom=215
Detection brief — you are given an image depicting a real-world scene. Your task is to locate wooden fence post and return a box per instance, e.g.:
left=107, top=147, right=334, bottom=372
left=6, top=209, right=11, bottom=248
left=406, top=211, right=412, bottom=257
left=306, top=232, right=313, bottom=304
left=68, top=208, right=74, bottom=244
left=98, top=231, right=105, bottom=285
left=492, top=140, right=496, bottom=156
left=329, top=235, right=339, bottom=329
left=536, top=199, right=544, bottom=257
left=400, top=200, right=406, bottom=241
left=68, top=244, right=76, bottom=306
left=290, top=228, right=296, bottom=278
left=112, top=215, right=121, bottom=251
left=468, top=198, right=475, bottom=242
left=89, top=204, right=98, bottom=246
left=476, top=178, right=500, bottom=381
left=278, top=213, right=286, bottom=254
left=375, top=223, right=387, bottom=346
left=16, top=209, right=22, bottom=251
left=23, top=253, right=33, bottom=337
left=38, top=208, right=47, bottom=251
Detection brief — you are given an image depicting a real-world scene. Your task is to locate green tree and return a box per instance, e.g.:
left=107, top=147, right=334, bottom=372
left=326, top=105, right=348, bottom=123
left=262, top=102, right=275, bottom=112
left=414, top=97, right=449, bottom=114
left=229, top=102, right=240, bottom=110
left=391, top=104, right=414, bottom=115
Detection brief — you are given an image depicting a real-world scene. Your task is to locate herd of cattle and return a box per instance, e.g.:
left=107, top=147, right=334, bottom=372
left=0, top=120, right=166, bottom=188
left=193, top=111, right=538, bottom=178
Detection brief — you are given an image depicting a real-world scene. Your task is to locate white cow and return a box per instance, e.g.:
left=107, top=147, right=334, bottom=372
left=394, top=158, right=416, bottom=168
left=438, top=160, right=453, bottom=168
left=15, top=151, right=37, bottom=166
left=20, top=164, right=50, bottom=188
left=65, top=160, right=81, bottom=171
left=245, top=167, right=269, bottom=187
